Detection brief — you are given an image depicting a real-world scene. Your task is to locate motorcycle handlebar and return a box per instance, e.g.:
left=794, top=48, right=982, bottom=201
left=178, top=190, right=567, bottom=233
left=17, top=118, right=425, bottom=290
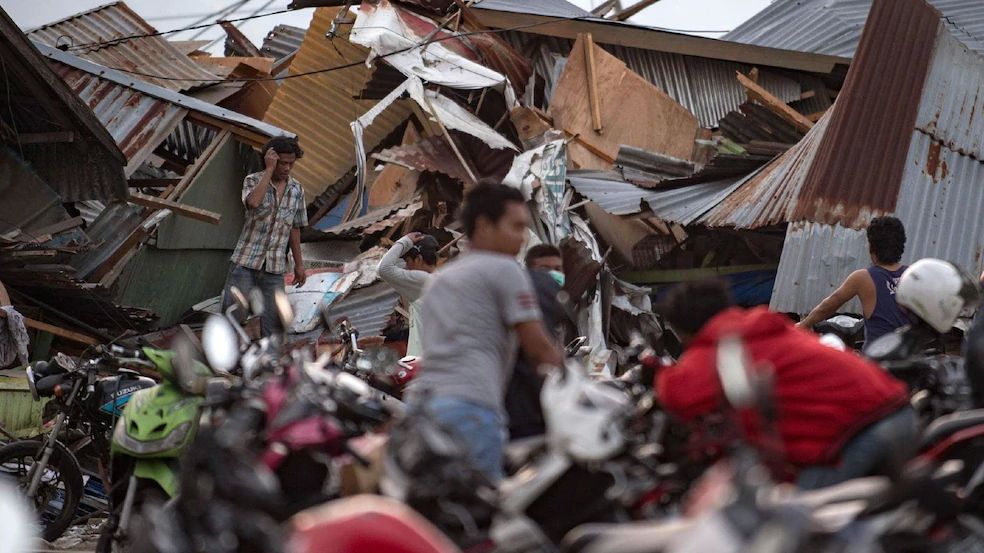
left=104, top=344, right=147, bottom=361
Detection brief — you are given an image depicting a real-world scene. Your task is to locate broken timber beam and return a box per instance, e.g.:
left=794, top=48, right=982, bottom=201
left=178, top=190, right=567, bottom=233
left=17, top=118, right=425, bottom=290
left=580, top=33, right=604, bottom=134
left=737, top=71, right=814, bottom=134
left=17, top=131, right=77, bottom=144
left=128, top=192, right=222, bottom=225
left=0, top=310, right=100, bottom=345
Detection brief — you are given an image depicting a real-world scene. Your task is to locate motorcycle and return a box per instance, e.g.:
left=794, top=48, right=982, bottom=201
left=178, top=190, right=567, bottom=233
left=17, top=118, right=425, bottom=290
left=0, top=346, right=155, bottom=542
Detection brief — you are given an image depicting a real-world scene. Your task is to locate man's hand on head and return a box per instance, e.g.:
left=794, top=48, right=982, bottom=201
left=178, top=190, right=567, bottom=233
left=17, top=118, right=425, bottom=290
left=264, top=148, right=279, bottom=172
left=405, top=232, right=425, bottom=243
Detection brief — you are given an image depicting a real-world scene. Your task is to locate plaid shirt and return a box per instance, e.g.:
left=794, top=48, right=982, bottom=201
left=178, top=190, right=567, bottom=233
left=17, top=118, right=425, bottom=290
left=230, top=171, right=308, bottom=274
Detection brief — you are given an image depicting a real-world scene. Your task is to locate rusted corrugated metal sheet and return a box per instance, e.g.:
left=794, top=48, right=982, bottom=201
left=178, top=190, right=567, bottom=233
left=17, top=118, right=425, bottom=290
left=916, top=30, right=984, bottom=159
left=700, top=108, right=834, bottom=228
left=28, top=2, right=220, bottom=92
left=261, top=24, right=306, bottom=60
left=323, top=282, right=401, bottom=337
left=772, top=133, right=984, bottom=315
left=725, top=0, right=984, bottom=58
left=501, top=32, right=802, bottom=127
left=792, top=0, right=941, bottom=227
left=264, top=7, right=413, bottom=197
left=318, top=198, right=422, bottom=237
left=51, top=62, right=187, bottom=168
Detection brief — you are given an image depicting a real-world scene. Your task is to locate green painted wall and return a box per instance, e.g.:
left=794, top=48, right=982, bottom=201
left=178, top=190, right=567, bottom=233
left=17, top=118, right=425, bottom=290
left=156, top=136, right=252, bottom=250
left=114, top=247, right=230, bottom=327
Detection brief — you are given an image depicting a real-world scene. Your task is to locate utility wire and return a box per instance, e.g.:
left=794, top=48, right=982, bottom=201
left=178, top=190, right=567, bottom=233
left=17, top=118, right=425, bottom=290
left=66, top=7, right=293, bottom=52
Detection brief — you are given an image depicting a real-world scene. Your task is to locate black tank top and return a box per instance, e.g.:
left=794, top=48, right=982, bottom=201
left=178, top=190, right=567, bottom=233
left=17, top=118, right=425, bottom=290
left=865, top=265, right=909, bottom=343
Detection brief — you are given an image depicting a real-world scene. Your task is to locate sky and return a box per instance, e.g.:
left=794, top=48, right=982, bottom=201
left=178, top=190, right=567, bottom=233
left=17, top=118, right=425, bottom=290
left=0, top=0, right=773, bottom=53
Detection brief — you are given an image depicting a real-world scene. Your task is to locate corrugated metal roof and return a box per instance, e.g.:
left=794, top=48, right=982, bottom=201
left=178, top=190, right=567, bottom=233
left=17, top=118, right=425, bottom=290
left=725, top=0, right=984, bottom=58
left=772, top=133, right=984, bottom=315
left=793, top=0, right=940, bottom=227
left=699, top=108, right=834, bottom=228
left=501, top=32, right=802, bottom=127
left=50, top=61, right=187, bottom=169
left=323, top=282, right=401, bottom=337
left=261, top=24, right=306, bottom=60
left=28, top=1, right=221, bottom=92
left=473, top=0, right=590, bottom=19
left=568, top=170, right=745, bottom=225
left=39, top=43, right=292, bottom=145
left=263, top=7, right=413, bottom=197
left=770, top=1, right=984, bottom=314
left=317, top=198, right=422, bottom=236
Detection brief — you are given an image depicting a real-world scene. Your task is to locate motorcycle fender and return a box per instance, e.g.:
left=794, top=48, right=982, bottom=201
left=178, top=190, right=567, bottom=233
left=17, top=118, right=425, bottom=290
left=133, top=459, right=178, bottom=498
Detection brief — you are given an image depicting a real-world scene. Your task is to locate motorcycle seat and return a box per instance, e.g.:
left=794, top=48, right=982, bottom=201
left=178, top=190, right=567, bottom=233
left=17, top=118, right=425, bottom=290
left=919, top=408, right=984, bottom=450
left=814, top=316, right=864, bottom=337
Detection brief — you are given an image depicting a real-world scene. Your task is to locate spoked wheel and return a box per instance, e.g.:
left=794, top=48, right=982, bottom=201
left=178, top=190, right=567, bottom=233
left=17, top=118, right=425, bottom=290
left=0, top=439, right=84, bottom=542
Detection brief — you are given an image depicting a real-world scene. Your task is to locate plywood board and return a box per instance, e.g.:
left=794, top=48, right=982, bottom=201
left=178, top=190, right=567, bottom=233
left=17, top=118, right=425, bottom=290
left=549, top=35, right=699, bottom=170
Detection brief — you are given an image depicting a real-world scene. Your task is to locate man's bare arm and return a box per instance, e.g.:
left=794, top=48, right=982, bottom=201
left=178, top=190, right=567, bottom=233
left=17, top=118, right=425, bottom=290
left=516, top=320, right=564, bottom=371
left=245, top=149, right=279, bottom=209
left=796, top=270, right=866, bottom=330
left=289, top=227, right=305, bottom=286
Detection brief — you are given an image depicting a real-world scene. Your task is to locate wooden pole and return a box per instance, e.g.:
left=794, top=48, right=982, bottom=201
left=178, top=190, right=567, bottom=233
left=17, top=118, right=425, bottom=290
left=582, top=33, right=604, bottom=134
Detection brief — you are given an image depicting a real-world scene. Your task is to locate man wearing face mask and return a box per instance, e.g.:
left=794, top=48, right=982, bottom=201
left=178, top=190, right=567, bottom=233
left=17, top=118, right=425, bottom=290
left=505, top=244, right=567, bottom=439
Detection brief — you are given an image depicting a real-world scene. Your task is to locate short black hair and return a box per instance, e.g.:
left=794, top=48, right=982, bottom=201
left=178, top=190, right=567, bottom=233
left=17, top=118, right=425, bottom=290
left=459, top=183, right=526, bottom=238
left=525, top=244, right=562, bottom=267
left=405, top=235, right=439, bottom=266
left=867, top=216, right=906, bottom=264
left=263, top=136, right=304, bottom=159
left=660, top=279, right=735, bottom=337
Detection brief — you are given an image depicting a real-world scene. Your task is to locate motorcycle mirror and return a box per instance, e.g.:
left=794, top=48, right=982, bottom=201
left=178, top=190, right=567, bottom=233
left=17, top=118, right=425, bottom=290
left=274, top=289, right=294, bottom=330
left=716, top=335, right=756, bottom=410
left=203, top=314, right=241, bottom=372
left=229, top=286, right=250, bottom=316
left=172, top=333, right=209, bottom=395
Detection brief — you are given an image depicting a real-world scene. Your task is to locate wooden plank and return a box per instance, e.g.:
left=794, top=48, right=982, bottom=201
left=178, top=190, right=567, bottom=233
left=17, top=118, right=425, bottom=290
left=25, top=217, right=84, bottom=238
left=581, top=33, right=603, bottom=134
left=612, top=0, right=663, bottom=21
left=128, top=178, right=182, bottom=188
left=17, top=131, right=76, bottom=144
left=620, top=263, right=779, bottom=284
left=27, top=318, right=99, bottom=345
left=128, top=192, right=222, bottom=225
left=166, top=130, right=233, bottom=202
left=737, top=71, right=814, bottom=134
left=550, top=34, right=698, bottom=170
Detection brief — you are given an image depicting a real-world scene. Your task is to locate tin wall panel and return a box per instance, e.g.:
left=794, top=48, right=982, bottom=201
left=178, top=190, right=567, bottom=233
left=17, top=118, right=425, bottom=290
left=263, top=7, right=413, bottom=197
left=917, top=30, right=984, bottom=159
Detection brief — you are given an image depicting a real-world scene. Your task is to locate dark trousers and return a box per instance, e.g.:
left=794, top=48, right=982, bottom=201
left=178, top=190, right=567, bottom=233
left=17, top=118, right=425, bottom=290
left=221, top=264, right=285, bottom=337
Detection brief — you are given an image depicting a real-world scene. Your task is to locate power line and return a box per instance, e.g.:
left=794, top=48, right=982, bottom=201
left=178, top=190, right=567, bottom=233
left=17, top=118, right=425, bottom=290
left=66, top=7, right=293, bottom=52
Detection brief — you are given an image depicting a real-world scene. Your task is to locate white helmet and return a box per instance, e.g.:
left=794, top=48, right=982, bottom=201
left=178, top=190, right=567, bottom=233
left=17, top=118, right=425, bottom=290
left=896, top=259, right=982, bottom=333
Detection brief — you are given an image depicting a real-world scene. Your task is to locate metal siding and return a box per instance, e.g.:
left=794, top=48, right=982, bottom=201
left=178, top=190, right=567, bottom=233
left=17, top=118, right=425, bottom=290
left=793, top=0, right=941, bottom=227
left=771, top=133, right=984, bottom=315
left=263, top=7, right=413, bottom=197
left=261, top=25, right=307, bottom=60
left=725, top=0, right=984, bottom=57
left=568, top=173, right=659, bottom=215
left=917, top=30, right=984, bottom=159
left=645, top=178, right=746, bottom=226
left=28, top=2, right=220, bottom=92
left=114, top=247, right=233, bottom=327
left=473, top=0, right=590, bottom=19
left=156, top=136, right=249, bottom=250
left=323, top=283, right=401, bottom=337
left=501, top=32, right=802, bottom=127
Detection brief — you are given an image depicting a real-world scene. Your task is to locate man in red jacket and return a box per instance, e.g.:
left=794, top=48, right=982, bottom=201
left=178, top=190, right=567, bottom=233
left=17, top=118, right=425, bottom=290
left=656, top=279, right=916, bottom=489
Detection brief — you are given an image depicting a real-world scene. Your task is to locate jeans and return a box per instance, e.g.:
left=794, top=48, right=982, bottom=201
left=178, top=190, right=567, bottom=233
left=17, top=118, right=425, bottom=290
left=797, top=407, right=919, bottom=490
left=420, top=396, right=505, bottom=483
left=221, top=264, right=285, bottom=338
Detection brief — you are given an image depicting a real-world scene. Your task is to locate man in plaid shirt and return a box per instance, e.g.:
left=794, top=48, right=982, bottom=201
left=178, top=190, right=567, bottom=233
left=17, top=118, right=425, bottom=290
left=222, top=136, right=308, bottom=337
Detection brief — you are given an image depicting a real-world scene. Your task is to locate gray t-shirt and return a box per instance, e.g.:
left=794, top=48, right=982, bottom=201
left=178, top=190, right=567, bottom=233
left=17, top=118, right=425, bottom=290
left=410, top=251, right=542, bottom=414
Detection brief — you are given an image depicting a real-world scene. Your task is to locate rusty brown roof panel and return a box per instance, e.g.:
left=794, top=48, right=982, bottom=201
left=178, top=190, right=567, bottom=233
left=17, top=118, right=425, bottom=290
left=263, top=7, right=413, bottom=197
left=700, top=107, right=834, bottom=229
left=793, top=0, right=941, bottom=227
left=28, top=2, right=221, bottom=92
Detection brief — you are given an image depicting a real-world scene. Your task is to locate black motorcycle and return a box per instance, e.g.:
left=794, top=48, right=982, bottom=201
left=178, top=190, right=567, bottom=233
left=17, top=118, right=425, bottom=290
left=0, top=347, right=155, bottom=541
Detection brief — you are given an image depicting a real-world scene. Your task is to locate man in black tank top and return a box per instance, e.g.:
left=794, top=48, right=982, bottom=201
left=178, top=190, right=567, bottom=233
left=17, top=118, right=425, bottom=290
left=797, top=217, right=910, bottom=344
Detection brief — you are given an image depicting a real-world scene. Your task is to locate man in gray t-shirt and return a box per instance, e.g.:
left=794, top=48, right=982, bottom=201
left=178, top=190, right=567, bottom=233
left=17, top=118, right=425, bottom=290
left=409, top=184, right=563, bottom=482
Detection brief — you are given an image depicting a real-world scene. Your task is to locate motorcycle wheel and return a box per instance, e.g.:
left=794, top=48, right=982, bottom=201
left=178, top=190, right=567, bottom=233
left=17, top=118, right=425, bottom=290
left=0, top=439, right=84, bottom=542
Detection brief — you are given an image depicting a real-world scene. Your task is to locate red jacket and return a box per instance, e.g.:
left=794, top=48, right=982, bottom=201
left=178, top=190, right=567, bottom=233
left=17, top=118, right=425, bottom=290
left=656, top=307, right=908, bottom=467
